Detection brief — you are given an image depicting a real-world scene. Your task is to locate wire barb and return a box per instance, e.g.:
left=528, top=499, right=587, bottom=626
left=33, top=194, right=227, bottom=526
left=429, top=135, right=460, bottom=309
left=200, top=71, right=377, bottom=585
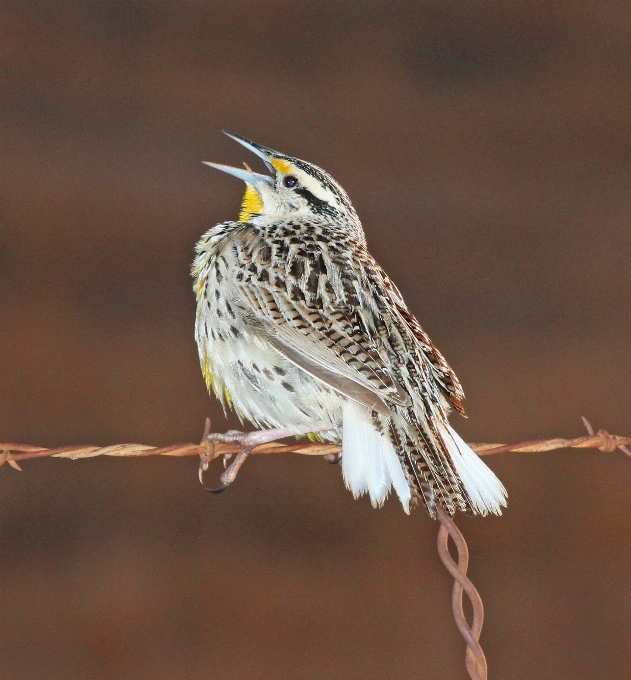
left=1, top=418, right=629, bottom=466
left=436, top=506, right=487, bottom=680
left=2, top=416, right=630, bottom=680
left=0, top=447, right=22, bottom=471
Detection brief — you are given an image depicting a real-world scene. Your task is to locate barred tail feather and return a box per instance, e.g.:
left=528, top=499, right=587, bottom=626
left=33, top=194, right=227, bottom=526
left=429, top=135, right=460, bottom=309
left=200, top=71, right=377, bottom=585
left=341, top=400, right=412, bottom=513
left=437, top=421, right=507, bottom=516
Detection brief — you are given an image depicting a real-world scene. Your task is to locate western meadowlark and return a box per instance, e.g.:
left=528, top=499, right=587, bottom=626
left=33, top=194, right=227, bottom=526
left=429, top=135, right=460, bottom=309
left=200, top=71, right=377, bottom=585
left=192, top=131, right=506, bottom=517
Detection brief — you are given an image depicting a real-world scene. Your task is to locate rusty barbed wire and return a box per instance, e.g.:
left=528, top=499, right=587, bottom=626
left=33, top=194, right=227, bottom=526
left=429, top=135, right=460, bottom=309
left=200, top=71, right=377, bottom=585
left=2, top=417, right=629, bottom=679
left=1, top=417, right=629, bottom=471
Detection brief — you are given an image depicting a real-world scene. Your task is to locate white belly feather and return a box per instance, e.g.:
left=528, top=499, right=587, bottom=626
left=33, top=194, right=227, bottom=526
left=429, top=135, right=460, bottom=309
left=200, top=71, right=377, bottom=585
left=197, top=314, right=412, bottom=511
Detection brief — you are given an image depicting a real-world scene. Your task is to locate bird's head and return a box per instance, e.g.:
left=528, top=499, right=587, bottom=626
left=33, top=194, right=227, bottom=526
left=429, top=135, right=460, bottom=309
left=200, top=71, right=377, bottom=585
left=204, top=131, right=360, bottom=227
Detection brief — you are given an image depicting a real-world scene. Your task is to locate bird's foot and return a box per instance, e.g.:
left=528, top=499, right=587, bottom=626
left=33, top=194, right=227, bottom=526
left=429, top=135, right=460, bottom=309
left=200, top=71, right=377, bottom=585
left=198, top=419, right=331, bottom=493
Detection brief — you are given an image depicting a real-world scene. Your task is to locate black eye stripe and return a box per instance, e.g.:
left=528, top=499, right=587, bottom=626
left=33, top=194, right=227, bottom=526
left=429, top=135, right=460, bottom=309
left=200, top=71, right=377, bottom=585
left=270, top=153, right=356, bottom=217
left=295, top=187, right=337, bottom=216
left=280, top=157, right=353, bottom=211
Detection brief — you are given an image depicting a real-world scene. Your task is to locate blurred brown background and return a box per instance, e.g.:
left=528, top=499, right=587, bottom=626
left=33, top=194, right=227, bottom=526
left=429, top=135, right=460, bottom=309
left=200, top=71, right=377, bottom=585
left=2, top=2, right=631, bottom=679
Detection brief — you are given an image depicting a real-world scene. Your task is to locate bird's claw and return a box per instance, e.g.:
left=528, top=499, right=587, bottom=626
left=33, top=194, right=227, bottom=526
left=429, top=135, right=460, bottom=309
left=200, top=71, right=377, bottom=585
left=197, top=418, right=334, bottom=494
left=198, top=422, right=255, bottom=493
left=199, top=448, right=252, bottom=493
left=206, top=481, right=230, bottom=494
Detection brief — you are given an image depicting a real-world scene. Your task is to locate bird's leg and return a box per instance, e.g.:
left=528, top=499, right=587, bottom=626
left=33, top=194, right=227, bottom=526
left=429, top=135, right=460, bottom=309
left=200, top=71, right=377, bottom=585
left=199, top=421, right=332, bottom=493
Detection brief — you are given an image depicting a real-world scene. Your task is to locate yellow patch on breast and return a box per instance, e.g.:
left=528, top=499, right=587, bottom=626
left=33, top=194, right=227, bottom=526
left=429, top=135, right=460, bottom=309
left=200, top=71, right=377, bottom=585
left=270, top=158, right=293, bottom=174
left=239, top=184, right=264, bottom=222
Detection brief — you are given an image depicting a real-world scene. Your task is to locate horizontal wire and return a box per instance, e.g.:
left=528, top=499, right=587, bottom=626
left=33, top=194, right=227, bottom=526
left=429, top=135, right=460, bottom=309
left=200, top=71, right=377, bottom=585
left=2, top=416, right=628, bottom=680
left=1, top=418, right=629, bottom=470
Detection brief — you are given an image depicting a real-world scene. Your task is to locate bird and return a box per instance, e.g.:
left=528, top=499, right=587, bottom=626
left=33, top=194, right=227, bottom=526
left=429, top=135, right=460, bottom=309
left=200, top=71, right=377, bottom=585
left=192, top=131, right=507, bottom=517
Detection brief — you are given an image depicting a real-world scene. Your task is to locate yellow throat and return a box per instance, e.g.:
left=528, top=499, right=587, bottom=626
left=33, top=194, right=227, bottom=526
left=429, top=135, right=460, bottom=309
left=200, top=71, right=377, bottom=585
left=239, top=184, right=263, bottom=222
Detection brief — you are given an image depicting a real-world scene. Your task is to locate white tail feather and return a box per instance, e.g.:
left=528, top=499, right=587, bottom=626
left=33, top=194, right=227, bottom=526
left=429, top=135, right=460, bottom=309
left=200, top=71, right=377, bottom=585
left=438, top=421, right=507, bottom=516
left=342, top=401, right=411, bottom=513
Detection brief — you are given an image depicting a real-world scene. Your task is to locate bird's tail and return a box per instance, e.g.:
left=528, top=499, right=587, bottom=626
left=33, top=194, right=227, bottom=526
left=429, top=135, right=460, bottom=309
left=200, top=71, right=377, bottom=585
left=436, top=421, right=507, bottom=516
left=341, top=400, right=412, bottom=512
left=391, top=410, right=507, bottom=517
left=340, top=400, right=507, bottom=517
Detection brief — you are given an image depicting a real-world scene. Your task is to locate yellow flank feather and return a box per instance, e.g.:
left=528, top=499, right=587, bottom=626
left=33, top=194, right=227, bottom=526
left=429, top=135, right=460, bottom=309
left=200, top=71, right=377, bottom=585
left=305, top=431, right=324, bottom=442
left=270, top=158, right=292, bottom=174
left=239, top=184, right=263, bottom=222
left=201, top=351, right=216, bottom=394
left=194, top=275, right=208, bottom=301
left=202, top=349, right=234, bottom=410
left=223, top=384, right=234, bottom=410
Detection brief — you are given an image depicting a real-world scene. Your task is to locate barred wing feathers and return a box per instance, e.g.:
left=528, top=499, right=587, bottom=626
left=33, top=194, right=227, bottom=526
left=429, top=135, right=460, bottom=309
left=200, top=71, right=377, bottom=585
left=228, top=226, right=505, bottom=516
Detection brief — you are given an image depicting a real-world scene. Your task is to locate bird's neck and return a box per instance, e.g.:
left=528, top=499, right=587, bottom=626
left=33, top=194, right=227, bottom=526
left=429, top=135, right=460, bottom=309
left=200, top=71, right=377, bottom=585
left=251, top=213, right=367, bottom=245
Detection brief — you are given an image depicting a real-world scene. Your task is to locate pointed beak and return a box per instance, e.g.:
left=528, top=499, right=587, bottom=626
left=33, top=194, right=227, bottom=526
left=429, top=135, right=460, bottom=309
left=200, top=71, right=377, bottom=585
left=220, top=130, right=278, bottom=174
left=202, top=130, right=280, bottom=187
left=201, top=162, right=274, bottom=188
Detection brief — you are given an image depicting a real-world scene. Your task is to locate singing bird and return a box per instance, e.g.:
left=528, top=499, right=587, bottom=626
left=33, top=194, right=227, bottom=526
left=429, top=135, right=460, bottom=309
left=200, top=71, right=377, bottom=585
left=192, top=131, right=506, bottom=517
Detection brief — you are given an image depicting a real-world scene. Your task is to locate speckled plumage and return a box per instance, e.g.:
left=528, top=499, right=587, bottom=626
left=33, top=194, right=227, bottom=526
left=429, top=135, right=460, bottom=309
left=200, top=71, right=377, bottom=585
left=192, top=132, right=506, bottom=517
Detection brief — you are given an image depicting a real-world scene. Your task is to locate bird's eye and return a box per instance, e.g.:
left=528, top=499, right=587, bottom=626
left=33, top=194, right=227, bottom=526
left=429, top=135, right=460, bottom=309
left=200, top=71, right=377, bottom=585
left=283, top=175, right=298, bottom=188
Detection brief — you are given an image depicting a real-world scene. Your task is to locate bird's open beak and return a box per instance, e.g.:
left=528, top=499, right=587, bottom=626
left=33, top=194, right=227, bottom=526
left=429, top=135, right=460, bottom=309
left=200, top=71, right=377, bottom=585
left=202, top=130, right=279, bottom=188
left=202, top=161, right=273, bottom=188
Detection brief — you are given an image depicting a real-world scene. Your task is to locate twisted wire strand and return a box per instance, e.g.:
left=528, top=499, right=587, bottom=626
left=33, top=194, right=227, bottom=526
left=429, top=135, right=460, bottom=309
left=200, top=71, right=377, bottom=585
left=437, top=506, right=487, bottom=680
left=2, top=417, right=629, bottom=679
left=1, top=418, right=629, bottom=469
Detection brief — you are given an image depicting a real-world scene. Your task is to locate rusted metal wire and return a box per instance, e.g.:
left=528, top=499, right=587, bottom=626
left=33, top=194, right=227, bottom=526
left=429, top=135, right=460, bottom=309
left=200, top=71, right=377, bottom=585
left=468, top=416, right=631, bottom=457
left=437, top=506, right=487, bottom=680
left=1, top=417, right=629, bottom=679
left=1, top=417, right=629, bottom=470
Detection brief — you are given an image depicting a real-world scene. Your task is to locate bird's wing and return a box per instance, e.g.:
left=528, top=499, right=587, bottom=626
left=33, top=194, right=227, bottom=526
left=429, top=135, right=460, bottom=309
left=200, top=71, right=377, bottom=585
left=378, top=269, right=466, bottom=415
left=229, top=232, right=411, bottom=416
